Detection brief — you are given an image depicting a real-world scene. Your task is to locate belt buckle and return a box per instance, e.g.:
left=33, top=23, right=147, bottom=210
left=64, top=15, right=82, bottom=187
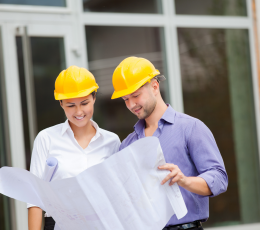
left=181, top=221, right=201, bottom=229
left=165, top=221, right=202, bottom=230
left=181, top=223, right=195, bottom=229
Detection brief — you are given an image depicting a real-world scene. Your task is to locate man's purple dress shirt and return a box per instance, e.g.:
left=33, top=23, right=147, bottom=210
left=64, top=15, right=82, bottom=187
left=119, top=105, right=228, bottom=226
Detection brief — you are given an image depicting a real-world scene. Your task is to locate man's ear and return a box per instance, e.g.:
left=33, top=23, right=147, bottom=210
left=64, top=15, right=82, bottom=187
left=151, top=79, right=160, bottom=95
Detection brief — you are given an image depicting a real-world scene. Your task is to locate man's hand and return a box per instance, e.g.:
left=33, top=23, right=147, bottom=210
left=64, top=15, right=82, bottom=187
left=158, top=163, right=212, bottom=196
left=158, top=163, right=188, bottom=187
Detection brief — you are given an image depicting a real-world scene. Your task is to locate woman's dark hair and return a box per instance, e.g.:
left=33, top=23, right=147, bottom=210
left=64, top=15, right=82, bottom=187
left=91, top=91, right=96, bottom=98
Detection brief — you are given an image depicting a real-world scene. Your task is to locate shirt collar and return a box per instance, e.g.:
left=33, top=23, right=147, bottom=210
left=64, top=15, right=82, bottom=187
left=161, top=104, right=176, bottom=124
left=133, top=104, right=176, bottom=135
left=90, top=119, right=102, bottom=142
left=61, top=119, right=71, bottom=135
left=61, top=119, right=102, bottom=140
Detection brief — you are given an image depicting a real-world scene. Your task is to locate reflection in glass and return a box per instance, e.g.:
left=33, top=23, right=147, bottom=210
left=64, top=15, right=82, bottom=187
left=175, top=0, right=247, bottom=16
left=0, top=0, right=66, bottom=7
left=83, top=0, right=162, bottom=14
left=178, top=27, right=260, bottom=227
left=0, top=30, right=12, bottom=230
left=16, top=37, right=66, bottom=170
left=85, top=26, right=167, bottom=140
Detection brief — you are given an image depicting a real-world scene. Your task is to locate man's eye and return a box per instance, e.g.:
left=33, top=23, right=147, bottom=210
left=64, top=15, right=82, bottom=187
left=133, top=95, right=139, bottom=98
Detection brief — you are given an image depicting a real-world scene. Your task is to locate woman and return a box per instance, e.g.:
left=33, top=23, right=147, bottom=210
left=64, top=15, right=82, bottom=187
left=28, top=66, right=121, bottom=230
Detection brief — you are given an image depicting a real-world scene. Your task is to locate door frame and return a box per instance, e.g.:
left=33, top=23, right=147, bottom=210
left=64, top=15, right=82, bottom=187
left=1, top=20, right=78, bottom=230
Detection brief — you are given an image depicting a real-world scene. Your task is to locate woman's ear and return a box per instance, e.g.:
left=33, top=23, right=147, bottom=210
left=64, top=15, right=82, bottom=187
left=59, top=100, right=63, bottom=107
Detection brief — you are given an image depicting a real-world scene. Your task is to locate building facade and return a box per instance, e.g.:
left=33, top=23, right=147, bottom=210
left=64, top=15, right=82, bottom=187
left=0, top=0, right=260, bottom=229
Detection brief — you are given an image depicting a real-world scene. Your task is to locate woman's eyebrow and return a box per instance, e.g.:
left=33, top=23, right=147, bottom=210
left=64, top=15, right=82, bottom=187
left=66, top=99, right=89, bottom=105
left=80, top=99, right=89, bottom=103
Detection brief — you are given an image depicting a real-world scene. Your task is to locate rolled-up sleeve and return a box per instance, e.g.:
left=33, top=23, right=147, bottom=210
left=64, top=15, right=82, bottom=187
left=188, top=120, right=228, bottom=197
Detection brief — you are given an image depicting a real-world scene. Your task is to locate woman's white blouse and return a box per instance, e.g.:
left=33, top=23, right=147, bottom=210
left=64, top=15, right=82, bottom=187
left=27, top=119, right=121, bottom=210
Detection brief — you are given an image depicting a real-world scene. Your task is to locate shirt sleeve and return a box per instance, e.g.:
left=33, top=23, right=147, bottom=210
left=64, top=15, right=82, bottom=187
left=27, top=131, right=49, bottom=209
left=187, top=120, right=228, bottom=197
left=113, top=135, right=121, bottom=153
left=119, top=138, right=126, bottom=151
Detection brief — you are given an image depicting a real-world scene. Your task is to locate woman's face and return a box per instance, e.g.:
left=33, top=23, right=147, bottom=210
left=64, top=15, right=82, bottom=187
left=60, top=94, right=96, bottom=128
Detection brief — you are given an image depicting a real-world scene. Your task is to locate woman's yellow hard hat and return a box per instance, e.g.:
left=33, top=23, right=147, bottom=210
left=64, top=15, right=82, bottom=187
left=54, top=66, right=99, bottom=100
left=111, top=57, right=160, bottom=99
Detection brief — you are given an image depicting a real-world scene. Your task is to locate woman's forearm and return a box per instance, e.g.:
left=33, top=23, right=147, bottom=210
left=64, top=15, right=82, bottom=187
left=28, top=207, right=42, bottom=230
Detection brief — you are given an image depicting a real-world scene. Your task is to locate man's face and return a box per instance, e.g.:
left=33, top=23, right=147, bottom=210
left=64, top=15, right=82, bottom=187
left=122, top=82, right=157, bottom=120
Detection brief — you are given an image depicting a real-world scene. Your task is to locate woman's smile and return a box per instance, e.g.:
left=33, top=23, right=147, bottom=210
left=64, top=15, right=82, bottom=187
left=74, top=115, right=86, bottom=121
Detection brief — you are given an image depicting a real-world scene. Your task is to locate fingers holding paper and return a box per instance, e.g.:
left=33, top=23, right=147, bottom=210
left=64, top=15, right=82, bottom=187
left=158, top=163, right=187, bottom=187
left=158, top=163, right=212, bottom=196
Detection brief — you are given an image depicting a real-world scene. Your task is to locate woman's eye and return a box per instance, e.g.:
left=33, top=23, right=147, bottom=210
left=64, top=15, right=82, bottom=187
left=82, top=103, right=88, bottom=106
left=68, top=105, right=74, bottom=108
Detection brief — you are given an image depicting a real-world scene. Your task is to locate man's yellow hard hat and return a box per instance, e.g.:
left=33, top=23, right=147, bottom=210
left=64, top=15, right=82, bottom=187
left=111, top=57, right=160, bottom=99
left=54, top=66, right=99, bottom=100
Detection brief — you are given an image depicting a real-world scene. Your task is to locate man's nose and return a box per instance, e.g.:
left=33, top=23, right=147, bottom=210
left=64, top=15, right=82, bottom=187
left=128, top=99, right=136, bottom=109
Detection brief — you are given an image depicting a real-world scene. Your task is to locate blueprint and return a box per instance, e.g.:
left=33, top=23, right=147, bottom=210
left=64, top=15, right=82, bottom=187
left=0, top=137, right=187, bottom=230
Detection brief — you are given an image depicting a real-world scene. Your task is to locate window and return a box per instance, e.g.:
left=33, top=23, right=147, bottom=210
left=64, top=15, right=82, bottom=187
left=85, top=26, right=168, bottom=140
left=16, top=37, right=66, bottom=169
left=83, top=0, right=162, bottom=14
left=175, top=0, right=247, bottom=16
left=178, top=27, right=260, bottom=226
left=0, top=0, right=66, bottom=7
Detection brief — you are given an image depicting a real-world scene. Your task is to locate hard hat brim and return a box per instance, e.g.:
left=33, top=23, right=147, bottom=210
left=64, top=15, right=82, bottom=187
left=111, top=76, right=153, bottom=99
left=54, top=85, right=99, bottom=100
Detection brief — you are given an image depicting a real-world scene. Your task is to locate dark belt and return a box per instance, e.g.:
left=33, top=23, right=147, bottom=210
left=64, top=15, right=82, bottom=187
left=163, top=220, right=202, bottom=230
left=44, top=217, right=55, bottom=229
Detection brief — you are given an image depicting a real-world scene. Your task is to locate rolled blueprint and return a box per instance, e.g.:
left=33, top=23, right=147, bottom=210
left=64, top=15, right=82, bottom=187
left=27, top=156, right=58, bottom=208
left=43, top=157, right=58, bottom=182
left=0, top=137, right=187, bottom=230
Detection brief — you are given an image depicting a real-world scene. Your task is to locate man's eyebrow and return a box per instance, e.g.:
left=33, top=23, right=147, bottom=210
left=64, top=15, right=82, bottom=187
left=131, top=92, right=140, bottom=96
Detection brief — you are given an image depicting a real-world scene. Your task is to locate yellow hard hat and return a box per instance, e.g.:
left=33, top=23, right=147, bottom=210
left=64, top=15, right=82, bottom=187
left=111, top=57, right=160, bottom=99
left=54, top=66, right=99, bottom=100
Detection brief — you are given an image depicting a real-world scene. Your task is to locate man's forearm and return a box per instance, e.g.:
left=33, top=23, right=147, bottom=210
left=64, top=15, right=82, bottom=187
left=178, top=176, right=212, bottom=196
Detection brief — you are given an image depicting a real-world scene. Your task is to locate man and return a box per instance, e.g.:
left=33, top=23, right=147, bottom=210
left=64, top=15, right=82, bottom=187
left=111, top=57, right=228, bottom=230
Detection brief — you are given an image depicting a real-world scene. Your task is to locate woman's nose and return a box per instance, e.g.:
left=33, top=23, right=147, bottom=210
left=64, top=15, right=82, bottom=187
left=75, top=106, right=84, bottom=115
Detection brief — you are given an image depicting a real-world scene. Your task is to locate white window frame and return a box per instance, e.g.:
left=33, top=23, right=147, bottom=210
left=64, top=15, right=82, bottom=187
left=0, top=0, right=259, bottom=229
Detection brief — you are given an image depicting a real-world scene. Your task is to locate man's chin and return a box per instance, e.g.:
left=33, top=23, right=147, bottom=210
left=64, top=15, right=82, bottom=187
left=136, top=113, right=147, bottom=120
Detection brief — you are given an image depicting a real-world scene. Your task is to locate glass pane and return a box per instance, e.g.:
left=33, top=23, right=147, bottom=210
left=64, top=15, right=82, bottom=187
left=175, top=0, right=247, bottom=16
left=83, top=0, right=162, bottom=14
left=178, top=27, right=260, bottom=227
left=0, top=29, right=12, bottom=230
left=0, top=0, right=66, bottom=7
left=85, top=26, right=168, bottom=140
left=16, top=36, right=66, bottom=170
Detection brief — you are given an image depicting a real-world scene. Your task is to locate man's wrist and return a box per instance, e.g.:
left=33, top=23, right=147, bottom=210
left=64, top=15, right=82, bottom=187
left=178, top=176, right=191, bottom=188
